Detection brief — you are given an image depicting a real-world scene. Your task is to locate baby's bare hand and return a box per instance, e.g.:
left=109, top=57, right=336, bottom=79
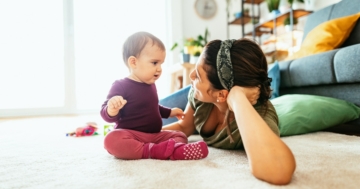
left=170, top=108, right=185, bottom=120
left=107, top=96, right=127, bottom=111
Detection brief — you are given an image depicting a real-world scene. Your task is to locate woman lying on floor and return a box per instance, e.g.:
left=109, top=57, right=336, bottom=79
left=161, top=38, right=296, bottom=185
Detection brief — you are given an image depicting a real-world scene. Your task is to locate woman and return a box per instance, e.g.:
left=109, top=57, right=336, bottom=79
left=161, top=38, right=296, bottom=185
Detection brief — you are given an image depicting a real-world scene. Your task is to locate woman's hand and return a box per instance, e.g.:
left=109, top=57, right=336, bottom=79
left=227, top=86, right=260, bottom=110
left=162, top=103, right=196, bottom=137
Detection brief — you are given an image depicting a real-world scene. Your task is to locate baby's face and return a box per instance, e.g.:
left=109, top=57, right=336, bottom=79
left=131, top=42, right=166, bottom=84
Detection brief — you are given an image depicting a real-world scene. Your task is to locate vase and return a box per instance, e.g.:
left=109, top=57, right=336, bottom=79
left=180, top=53, right=190, bottom=63
left=285, top=25, right=296, bottom=32
left=190, top=55, right=199, bottom=64
left=272, top=10, right=280, bottom=18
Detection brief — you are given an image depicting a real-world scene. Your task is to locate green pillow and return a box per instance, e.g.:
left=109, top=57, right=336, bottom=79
left=270, top=94, right=360, bottom=136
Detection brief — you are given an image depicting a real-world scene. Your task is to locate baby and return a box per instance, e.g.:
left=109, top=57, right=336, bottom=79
left=100, top=32, right=208, bottom=160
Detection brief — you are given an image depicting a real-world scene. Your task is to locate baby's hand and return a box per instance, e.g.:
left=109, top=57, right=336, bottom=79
left=169, top=108, right=185, bottom=120
left=107, top=96, right=127, bottom=112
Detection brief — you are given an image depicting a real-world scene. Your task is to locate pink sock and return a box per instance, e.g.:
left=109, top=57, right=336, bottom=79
left=170, top=141, right=209, bottom=160
left=142, top=139, right=175, bottom=160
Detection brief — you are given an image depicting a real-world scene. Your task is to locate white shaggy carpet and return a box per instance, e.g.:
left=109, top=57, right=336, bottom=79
left=1, top=115, right=360, bottom=189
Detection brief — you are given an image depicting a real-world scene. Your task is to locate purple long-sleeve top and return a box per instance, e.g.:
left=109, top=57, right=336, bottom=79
left=100, top=78, right=171, bottom=133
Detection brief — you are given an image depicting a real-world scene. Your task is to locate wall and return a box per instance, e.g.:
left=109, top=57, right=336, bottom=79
left=164, top=0, right=341, bottom=96
left=173, top=0, right=341, bottom=50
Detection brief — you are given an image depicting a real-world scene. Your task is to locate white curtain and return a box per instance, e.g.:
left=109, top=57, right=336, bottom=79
left=0, top=0, right=169, bottom=117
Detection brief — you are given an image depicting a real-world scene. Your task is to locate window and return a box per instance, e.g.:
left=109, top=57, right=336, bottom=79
left=0, top=0, right=64, bottom=116
left=0, top=0, right=169, bottom=117
left=73, top=0, right=168, bottom=110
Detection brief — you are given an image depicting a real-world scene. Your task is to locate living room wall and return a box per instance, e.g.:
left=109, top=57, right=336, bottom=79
left=175, top=0, right=341, bottom=45
left=164, top=0, right=342, bottom=97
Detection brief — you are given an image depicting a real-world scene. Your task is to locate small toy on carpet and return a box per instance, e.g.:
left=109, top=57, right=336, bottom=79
left=66, top=122, right=99, bottom=137
left=104, top=124, right=115, bottom=136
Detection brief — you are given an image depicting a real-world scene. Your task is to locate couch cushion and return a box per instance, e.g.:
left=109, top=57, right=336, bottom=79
left=280, top=44, right=360, bottom=88
left=268, top=61, right=280, bottom=99
left=343, top=19, right=360, bottom=47
left=302, top=6, right=332, bottom=42
left=280, top=49, right=338, bottom=87
left=279, top=84, right=360, bottom=106
left=328, top=0, right=360, bottom=20
left=334, top=44, right=360, bottom=83
left=271, top=94, right=360, bottom=136
left=303, top=0, right=360, bottom=43
left=288, top=12, right=360, bottom=60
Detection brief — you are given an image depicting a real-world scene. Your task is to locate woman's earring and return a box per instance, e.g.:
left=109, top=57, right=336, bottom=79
left=216, top=99, right=219, bottom=102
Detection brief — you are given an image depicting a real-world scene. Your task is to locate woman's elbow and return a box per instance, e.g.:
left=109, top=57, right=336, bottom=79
left=266, top=171, right=294, bottom=185
left=252, top=163, right=296, bottom=185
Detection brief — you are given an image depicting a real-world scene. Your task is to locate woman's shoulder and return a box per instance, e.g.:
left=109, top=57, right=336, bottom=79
left=254, top=100, right=275, bottom=111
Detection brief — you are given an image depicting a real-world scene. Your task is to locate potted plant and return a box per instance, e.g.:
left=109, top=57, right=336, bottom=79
left=250, top=18, right=259, bottom=24
left=288, top=0, right=304, bottom=9
left=284, top=16, right=298, bottom=25
left=171, top=28, right=209, bottom=63
left=244, top=8, right=250, bottom=17
left=283, top=16, right=298, bottom=31
left=170, top=42, right=190, bottom=62
left=266, top=0, right=280, bottom=15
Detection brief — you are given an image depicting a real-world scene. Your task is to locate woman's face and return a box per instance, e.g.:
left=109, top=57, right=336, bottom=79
left=189, top=53, right=217, bottom=103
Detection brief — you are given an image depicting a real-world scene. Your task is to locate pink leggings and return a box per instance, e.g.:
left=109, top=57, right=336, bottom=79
left=104, top=129, right=188, bottom=159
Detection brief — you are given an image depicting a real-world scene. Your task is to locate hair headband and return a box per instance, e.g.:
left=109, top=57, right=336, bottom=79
left=216, top=39, right=236, bottom=90
left=216, top=40, right=237, bottom=143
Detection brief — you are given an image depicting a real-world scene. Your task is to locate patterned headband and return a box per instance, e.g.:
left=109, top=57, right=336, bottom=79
left=216, top=39, right=236, bottom=90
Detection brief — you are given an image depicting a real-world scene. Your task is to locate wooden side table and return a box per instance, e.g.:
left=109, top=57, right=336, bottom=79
left=169, top=63, right=195, bottom=93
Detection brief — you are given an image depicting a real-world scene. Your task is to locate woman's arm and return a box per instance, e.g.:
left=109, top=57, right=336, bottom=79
left=227, top=86, right=296, bottom=185
left=162, top=103, right=196, bottom=137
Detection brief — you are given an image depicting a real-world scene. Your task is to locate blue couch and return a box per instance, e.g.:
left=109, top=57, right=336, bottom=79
left=278, top=0, right=360, bottom=134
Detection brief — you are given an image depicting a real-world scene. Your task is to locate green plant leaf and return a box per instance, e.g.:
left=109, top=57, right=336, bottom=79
left=266, top=0, right=280, bottom=12
left=284, top=16, right=298, bottom=25
left=170, top=42, right=178, bottom=51
left=204, top=28, right=209, bottom=44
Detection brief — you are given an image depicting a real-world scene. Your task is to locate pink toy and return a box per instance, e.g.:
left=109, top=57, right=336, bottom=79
left=66, top=122, right=99, bottom=137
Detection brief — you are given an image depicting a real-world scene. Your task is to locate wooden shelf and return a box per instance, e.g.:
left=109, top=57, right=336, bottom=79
left=255, top=9, right=312, bottom=29
left=244, top=0, right=264, bottom=4
left=245, top=28, right=272, bottom=36
left=229, top=16, right=259, bottom=25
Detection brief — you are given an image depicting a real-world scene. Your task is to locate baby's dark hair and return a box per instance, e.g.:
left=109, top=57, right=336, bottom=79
left=122, top=32, right=165, bottom=67
left=203, top=38, right=271, bottom=110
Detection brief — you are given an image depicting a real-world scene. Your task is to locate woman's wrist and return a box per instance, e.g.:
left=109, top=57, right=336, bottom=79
left=228, top=85, right=260, bottom=106
left=227, top=86, right=247, bottom=111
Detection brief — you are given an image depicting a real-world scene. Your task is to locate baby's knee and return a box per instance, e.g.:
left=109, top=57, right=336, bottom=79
left=173, top=131, right=188, bottom=143
left=103, top=130, right=130, bottom=150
